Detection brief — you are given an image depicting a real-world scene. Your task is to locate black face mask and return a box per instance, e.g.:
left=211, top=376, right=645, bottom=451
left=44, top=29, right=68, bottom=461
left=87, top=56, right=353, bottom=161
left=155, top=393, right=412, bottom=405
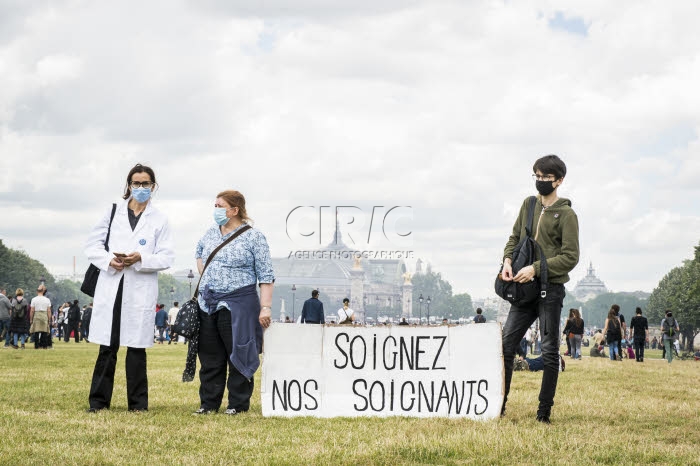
left=536, top=180, right=556, bottom=196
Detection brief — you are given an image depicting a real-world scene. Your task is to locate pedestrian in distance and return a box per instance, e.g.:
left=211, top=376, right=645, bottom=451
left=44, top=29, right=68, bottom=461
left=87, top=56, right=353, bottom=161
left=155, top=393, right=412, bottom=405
left=603, top=308, right=622, bottom=362
left=629, top=307, right=648, bottom=362
left=473, top=307, right=486, bottom=323
left=660, top=310, right=680, bottom=364
left=300, top=290, right=325, bottom=324
left=9, top=289, right=30, bottom=349
left=565, top=308, right=584, bottom=360
left=0, top=288, right=12, bottom=348
left=85, top=163, right=175, bottom=413
left=65, top=299, right=82, bottom=343
left=30, top=285, right=52, bottom=349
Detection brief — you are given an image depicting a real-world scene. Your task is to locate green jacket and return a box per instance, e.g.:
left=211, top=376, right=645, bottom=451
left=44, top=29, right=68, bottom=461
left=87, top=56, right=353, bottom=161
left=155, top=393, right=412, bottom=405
left=503, top=195, right=579, bottom=284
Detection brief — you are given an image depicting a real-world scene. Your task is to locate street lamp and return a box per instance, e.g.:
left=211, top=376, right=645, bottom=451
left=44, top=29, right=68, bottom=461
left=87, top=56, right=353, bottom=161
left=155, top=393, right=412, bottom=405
left=363, top=296, right=368, bottom=324
left=170, top=286, right=175, bottom=304
left=187, top=269, right=194, bottom=296
left=427, top=296, right=431, bottom=325
left=291, top=284, right=297, bottom=321
left=419, top=294, right=424, bottom=325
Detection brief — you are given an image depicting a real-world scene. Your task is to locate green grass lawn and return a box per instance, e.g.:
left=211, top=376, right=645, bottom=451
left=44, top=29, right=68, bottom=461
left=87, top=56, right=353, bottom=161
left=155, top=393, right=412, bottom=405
left=1, top=340, right=698, bottom=465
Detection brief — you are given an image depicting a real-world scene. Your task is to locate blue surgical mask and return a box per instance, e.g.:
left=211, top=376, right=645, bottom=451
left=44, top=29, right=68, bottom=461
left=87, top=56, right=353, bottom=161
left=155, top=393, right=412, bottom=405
left=214, top=207, right=229, bottom=226
left=132, top=187, right=151, bottom=203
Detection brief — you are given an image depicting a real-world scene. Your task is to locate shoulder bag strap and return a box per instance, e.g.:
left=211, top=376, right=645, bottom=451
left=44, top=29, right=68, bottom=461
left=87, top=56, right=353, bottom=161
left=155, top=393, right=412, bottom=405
left=192, top=224, right=252, bottom=299
left=525, top=196, right=537, bottom=238
left=104, top=203, right=117, bottom=252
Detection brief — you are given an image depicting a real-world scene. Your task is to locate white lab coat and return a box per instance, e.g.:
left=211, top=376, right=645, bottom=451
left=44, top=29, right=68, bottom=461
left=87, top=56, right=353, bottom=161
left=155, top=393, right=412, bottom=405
left=84, top=199, right=175, bottom=348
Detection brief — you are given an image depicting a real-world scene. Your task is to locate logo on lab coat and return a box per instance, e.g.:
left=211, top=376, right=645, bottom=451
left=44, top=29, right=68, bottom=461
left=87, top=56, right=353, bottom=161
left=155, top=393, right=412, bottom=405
left=139, top=239, right=147, bottom=245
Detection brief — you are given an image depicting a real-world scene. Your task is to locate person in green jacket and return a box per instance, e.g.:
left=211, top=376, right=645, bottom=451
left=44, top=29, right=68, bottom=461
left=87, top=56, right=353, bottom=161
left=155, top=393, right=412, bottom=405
left=499, top=154, right=579, bottom=424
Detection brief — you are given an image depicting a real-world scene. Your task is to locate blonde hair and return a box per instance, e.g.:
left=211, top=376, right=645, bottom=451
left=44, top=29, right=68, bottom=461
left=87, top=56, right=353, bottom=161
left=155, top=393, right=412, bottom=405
left=15, top=288, right=24, bottom=296
left=217, top=190, right=253, bottom=225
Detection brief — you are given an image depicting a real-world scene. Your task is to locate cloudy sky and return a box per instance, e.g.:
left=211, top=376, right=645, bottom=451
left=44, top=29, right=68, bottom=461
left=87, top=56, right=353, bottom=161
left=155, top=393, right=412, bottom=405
left=1, top=1, right=699, bottom=299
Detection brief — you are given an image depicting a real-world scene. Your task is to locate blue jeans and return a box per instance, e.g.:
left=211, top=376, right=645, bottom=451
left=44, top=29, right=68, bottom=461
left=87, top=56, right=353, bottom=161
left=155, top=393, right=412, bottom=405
left=608, top=340, right=619, bottom=360
left=502, top=284, right=565, bottom=417
left=0, top=319, right=10, bottom=346
left=569, top=334, right=582, bottom=358
left=13, top=332, right=27, bottom=347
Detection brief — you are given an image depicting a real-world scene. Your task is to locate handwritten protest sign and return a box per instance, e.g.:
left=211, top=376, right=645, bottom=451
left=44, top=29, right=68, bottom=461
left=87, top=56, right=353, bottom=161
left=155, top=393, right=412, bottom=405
left=261, top=323, right=504, bottom=419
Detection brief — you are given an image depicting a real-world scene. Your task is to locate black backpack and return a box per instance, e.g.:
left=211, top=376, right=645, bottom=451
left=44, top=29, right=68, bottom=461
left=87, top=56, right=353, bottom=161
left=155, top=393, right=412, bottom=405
left=495, top=196, right=549, bottom=307
left=662, top=317, right=677, bottom=337
left=12, top=301, right=26, bottom=320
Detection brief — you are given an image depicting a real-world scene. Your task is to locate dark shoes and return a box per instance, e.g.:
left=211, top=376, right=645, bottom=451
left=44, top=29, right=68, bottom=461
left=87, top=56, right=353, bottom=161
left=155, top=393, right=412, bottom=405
left=536, top=414, right=551, bottom=424
left=86, top=407, right=106, bottom=413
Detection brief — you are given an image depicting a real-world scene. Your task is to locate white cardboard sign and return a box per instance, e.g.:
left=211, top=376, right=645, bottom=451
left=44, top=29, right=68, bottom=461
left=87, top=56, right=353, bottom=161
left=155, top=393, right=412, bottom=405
left=261, top=323, right=504, bottom=419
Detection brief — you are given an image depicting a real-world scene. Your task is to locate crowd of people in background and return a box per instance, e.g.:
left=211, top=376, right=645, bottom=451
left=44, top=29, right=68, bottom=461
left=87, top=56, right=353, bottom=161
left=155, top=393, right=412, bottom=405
left=0, top=286, right=95, bottom=349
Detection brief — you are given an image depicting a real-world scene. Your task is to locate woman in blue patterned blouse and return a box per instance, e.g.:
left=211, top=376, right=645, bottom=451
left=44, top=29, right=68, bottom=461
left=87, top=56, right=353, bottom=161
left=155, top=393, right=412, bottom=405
left=193, top=190, right=275, bottom=415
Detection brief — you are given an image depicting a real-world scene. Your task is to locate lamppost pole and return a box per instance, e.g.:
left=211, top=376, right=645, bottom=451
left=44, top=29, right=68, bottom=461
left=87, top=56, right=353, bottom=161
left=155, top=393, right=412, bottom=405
left=187, top=269, right=194, bottom=297
left=291, top=284, right=297, bottom=321
left=427, top=296, right=431, bottom=325
left=170, top=286, right=175, bottom=304
left=419, top=294, right=424, bottom=325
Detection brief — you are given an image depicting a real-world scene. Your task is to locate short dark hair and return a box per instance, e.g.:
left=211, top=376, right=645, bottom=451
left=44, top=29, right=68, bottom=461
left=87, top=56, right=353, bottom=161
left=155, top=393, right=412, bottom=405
left=476, top=307, right=483, bottom=314
left=533, top=155, right=567, bottom=180
left=312, top=290, right=319, bottom=297
left=343, top=298, right=350, bottom=304
left=122, top=163, right=157, bottom=200
left=73, top=299, right=79, bottom=305
left=611, top=304, right=620, bottom=315
left=174, top=301, right=179, bottom=307
left=665, top=310, right=672, bottom=317
left=635, top=307, right=642, bottom=315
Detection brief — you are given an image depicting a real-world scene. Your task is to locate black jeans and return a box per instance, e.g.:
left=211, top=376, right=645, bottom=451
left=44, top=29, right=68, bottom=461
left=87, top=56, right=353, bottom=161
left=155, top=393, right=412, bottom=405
left=633, top=337, right=645, bottom=361
left=88, top=277, right=148, bottom=410
left=198, top=308, right=254, bottom=411
left=65, top=321, right=81, bottom=342
left=502, top=284, right=564, bottom=417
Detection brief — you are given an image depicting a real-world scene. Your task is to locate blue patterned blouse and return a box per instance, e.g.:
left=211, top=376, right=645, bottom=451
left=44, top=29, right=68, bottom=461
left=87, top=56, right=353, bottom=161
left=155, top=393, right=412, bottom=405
left=195, top=223, right=275, bottom=313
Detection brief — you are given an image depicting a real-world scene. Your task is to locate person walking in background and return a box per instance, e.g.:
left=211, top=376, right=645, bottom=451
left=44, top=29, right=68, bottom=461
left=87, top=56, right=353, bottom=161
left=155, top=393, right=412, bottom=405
left=499, top=155, right=579, bottom=424
left=300, top=290, right=325, bottom=324
left=562, top=309, right=574, bottom=356
left=82, top=303, right=92, bottom=342
left=0, top=288, right=12, bottom=348
left=168, top=302, right=180, bottom=345
left=473, top=308, right=486, bottom=323
left=611, top=304, right=626, bottom=360
left=9, top=289, right=30, bottom=349
left=85, top=163, right=175, bottom=413
left=651, top=336, right=658, bottom=350
left=65, top=300, right=82, bottom=343
left=565, top=308, right=584, bottom=360
left=155, top=304, right=168, bottom=344
left=30, top=285, right=52, bottom=349
left=193, top=189, right=274, bottom=415
left=629, top=307, right=648, bottom=362
left=660, top=310, right=680, bottom=364
left=603, top=308, right=622, bottom=361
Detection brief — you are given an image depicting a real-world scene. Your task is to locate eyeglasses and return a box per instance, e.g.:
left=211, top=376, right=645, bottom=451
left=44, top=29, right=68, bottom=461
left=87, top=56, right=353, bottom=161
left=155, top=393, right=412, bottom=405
left=532, top=174, right=556, bottom=182
left=130, top=182, right=154, bottom=189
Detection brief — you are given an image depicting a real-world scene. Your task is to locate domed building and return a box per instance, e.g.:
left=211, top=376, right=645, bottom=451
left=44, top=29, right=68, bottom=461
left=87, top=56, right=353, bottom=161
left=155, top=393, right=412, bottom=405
left=572, top=262, right=608, bottom=302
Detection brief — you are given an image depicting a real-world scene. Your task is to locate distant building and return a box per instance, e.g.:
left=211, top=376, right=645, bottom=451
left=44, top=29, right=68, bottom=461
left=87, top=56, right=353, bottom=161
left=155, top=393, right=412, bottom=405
left=573, top=262, right=608, bottom=302
left=272, top=221, right=413, bottom=322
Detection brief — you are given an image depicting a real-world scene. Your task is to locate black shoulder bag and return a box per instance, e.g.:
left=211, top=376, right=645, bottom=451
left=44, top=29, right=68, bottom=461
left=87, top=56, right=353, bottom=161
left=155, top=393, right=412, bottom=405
left=495, top=196, right=549, bottom=307
left=172, top=225, right=252, bottom=339
left=80, top=203, right=117, bottom=297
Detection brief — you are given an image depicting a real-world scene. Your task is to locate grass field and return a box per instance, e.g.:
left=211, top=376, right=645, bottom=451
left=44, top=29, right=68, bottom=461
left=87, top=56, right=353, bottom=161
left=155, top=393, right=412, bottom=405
left=1, top=340, right=699, bottom=465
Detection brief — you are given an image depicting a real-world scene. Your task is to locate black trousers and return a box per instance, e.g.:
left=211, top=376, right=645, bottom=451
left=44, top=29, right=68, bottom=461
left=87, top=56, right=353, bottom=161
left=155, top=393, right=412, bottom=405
left=502, top=284, right=564, bottom=417
left=88, top=278, right=148, bottom=410
left=198, top=308, right=254, bottom=411
left=633, top=337, right=645, bottom=361
left=65, top=321, right=81, bottom=342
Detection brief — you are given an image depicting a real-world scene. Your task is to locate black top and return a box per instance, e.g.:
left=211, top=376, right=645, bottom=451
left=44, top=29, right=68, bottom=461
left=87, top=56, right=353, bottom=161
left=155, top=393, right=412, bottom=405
left=617, top=313, right=625, bottom=324
left=566, top=318, right=585, bottom=335
left=629, top=315, right=648, bottom=338
left=128, top=208, right=142, bottom=231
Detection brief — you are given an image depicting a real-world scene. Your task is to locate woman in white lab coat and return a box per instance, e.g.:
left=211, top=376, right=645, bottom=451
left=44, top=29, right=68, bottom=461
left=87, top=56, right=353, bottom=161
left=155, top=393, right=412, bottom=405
left=84, top=164, right=174, bottom=412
